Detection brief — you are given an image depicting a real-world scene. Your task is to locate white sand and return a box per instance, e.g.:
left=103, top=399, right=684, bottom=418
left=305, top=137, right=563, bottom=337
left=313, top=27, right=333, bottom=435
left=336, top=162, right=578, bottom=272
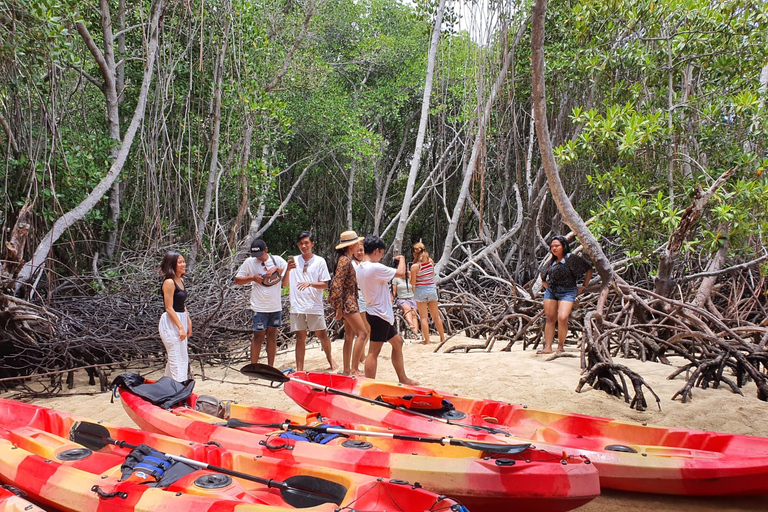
left=14, top=335, right=768, bottom=511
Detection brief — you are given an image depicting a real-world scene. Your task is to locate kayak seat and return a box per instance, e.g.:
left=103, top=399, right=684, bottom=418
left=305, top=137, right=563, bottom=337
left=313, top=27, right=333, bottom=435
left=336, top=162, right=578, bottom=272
left=531, top=427, right=562, bottom=444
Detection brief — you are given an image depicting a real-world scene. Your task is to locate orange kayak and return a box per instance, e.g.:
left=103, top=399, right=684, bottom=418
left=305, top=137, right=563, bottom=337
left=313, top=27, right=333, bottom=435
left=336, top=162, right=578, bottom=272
left=0, top=485, right=46, bottom=512
left=0, top=397, right=462, bottom=512
left=283, top=371, right=768, bottom=495
left=117, top=377, right=600, bottom=512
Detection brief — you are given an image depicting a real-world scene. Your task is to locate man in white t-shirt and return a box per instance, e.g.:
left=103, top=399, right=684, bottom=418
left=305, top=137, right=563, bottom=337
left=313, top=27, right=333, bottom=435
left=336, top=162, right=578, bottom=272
left=356, top=236, right=419, bottom=385
left=234, top=239, right=287, bottom=367
left=282, top=231, right=337, bottom=372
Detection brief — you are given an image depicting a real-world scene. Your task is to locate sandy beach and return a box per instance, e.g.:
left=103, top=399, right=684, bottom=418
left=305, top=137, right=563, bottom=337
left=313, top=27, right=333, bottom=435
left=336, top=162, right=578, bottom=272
left=13, top=334, right=768, bottom=511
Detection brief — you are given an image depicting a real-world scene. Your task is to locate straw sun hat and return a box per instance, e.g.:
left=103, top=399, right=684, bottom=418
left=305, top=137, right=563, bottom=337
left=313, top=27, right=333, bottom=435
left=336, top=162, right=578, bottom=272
left=335, top=230, right=364, bottom=250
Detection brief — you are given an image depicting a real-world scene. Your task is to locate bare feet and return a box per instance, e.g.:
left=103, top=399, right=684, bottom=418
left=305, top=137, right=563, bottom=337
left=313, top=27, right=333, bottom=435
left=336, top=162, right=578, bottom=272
left=418, top=340, right=431, bottom=345
left=329, top=360, right=339, bottom=371
left=400, top=377, right=420, bottom=386
left=536, top=349, right=553, bottom=355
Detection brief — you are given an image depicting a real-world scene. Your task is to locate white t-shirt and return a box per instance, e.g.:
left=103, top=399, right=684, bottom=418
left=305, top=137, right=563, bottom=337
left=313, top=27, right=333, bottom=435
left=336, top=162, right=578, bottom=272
left=288, top=255, right=330, bottom=315
left=235, top=255, right=287, bottom=312
left=356, top=261, right=397, bottom=324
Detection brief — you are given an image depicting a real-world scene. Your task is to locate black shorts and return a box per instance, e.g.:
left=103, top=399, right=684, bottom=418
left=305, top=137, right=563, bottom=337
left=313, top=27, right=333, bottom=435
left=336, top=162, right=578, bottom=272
left=365, top=313, right=397, bottom=342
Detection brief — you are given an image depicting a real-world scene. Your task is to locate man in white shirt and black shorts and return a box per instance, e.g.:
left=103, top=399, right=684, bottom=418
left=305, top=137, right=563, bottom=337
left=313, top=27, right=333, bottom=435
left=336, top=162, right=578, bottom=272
left=282, top=231, right=338, bottom=372
left=356, top=236, right=419, bottom=385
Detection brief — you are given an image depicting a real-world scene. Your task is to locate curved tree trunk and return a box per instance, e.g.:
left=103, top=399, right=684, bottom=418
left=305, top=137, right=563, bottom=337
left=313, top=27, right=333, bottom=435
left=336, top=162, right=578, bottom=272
left=17, top=0, right=167, bottom=287
left=392, top=0, right=446, bottom=256
left=435, top=20, right=526, bottom=275
left=531, top=0, right=613, bottom=294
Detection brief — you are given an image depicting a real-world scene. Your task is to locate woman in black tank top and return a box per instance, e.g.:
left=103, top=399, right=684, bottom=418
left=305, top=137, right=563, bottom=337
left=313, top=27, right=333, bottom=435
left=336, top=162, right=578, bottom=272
left=158, top=251, right=191, bottom=381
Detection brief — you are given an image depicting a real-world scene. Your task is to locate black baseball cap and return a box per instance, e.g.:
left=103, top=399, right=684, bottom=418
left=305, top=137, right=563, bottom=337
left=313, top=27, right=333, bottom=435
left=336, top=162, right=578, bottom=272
left=250, top=239, right=267, bottom=257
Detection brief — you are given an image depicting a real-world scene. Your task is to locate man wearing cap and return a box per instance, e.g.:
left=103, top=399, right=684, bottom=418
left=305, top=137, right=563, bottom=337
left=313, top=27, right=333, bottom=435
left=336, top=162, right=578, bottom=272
left=282, top=231, right=338, bottom=372
left=234, top=239, right=288, bottom=367
left=355, top=235, right=419, bottom=385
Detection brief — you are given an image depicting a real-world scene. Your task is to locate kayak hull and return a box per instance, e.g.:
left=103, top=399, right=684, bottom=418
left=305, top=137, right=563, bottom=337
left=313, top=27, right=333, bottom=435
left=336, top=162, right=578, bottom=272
left=119, top=385, right=600, bottom=512
left=0, top=397, right=460, bottom=512
left=284, top=371, right=768, bottom=496
left=0, top=485, right=46, bottom=512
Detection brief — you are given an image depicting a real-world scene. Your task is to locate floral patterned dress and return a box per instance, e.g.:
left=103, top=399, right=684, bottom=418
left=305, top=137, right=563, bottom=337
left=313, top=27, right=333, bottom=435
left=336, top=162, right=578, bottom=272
left=328, top=255, right=360, bottom=315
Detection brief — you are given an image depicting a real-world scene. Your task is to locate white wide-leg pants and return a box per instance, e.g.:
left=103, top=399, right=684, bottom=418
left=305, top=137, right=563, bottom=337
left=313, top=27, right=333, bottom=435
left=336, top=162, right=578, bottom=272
left=159, top=311, right=189, bottom=381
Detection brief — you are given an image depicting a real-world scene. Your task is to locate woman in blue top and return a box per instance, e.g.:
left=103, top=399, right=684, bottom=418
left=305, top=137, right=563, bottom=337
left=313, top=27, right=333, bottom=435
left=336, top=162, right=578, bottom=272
left=538, top=236, right=592, bottom=355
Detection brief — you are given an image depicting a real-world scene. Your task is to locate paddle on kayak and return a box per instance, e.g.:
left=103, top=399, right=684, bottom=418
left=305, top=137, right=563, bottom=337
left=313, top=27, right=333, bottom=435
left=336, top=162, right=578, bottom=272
left=70, top=421, right=348, bottom=508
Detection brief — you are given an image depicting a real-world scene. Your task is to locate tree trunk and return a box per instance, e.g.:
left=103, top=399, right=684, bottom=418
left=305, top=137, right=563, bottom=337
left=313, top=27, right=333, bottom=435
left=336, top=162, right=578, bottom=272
left=435, top=20, right=526, bottom=275
left=654, top=167, right=735, bottom=297
left=17, top=0, right=167, bottom=286
left=191, top=34, right=228, bottom=266
left=530, top=0, right=613, bottom=292
left=77, top=0, right=122, bottom=259
left=392, top=0, right=446, bottom=256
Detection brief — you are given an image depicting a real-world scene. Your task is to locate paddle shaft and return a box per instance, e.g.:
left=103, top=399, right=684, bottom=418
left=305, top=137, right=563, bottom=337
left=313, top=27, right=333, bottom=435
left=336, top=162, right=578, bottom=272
left=288, top=375, right=510, bottom=435
left=223, top=418, right=529, bottom=453
left=110, top=438, right=296, bottom=491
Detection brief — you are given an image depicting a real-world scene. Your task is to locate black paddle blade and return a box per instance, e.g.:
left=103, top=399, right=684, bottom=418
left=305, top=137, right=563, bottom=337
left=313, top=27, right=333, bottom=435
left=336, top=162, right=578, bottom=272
left=454, top=440, right=532, bottom=454
left=281, top=475, right=347, bottom=508
left=240, top=363, right=290, bottom=383
left=70, top=421, right=113, bottom=451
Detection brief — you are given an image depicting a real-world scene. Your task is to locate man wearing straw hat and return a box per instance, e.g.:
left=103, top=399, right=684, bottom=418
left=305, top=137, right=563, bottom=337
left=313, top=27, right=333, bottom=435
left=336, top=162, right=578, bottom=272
left=355, top=235, right=419, bottom=385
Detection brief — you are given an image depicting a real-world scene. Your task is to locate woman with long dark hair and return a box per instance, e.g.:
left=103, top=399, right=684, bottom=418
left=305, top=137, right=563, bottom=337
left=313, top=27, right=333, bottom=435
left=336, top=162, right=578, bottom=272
left=158, top=251, right=191, bottom=380
left=328, top=231, right=369, bottom=375
left=410, top=243, right=445, bottom=344
left=538, top=236, right=593, bottom=354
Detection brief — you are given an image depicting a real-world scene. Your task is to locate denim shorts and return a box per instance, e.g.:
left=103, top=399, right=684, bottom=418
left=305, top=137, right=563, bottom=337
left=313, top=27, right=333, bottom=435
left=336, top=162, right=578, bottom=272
left=357, top=291, right=367, bottom=313
left=544, top=286, right=578, bottom=302
left=252, top=311, right=282, bottom=331
left=414, top=284, right=438, bottom=303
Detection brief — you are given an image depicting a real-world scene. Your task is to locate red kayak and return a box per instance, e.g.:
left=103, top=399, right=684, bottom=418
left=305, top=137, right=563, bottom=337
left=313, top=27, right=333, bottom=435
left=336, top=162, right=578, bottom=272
left=0, top=397, right=462, bottom=512
left=0, top=484, right=46, bottom=512
left=282, top=371, right=768, bottom=496
left=117, top=375, right=600, bottom=512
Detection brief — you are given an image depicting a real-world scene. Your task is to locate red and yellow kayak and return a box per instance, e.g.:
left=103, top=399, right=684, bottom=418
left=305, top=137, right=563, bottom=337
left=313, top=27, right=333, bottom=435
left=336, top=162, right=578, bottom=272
left=118, top=384, right=600, bottom=512
left=0, top=484, right=46, bottom=512
left=0, top=398, right=463, bottom=512
left=284, top=371, right=768, bottom=496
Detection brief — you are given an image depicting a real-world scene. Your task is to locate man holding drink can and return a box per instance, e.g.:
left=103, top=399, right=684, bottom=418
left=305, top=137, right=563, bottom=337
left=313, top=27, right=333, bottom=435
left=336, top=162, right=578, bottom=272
left=283, top=231, right=338, bottom=371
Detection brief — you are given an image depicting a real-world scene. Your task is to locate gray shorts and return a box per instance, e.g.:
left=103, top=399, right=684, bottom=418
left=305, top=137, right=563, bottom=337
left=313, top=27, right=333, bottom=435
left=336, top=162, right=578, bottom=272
left=290, top=313, right=327, bottom=332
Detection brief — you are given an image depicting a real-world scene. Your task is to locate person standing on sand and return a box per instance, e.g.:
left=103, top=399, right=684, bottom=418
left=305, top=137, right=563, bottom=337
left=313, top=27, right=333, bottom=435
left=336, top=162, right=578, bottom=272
left=391, top=275, right=420, bottom=336
left=234, top=239, right=287, bottom=367
left=356, top=236, right=419, bottom=385
left=328, top=231, right=369, bottom=375
left=159, top=251, right=191, bottom=381
left=538, top=236, right=593, bottom=355
left=410, top=242, right=445, bottom=345
left=282, top=231, right=338, bottom=372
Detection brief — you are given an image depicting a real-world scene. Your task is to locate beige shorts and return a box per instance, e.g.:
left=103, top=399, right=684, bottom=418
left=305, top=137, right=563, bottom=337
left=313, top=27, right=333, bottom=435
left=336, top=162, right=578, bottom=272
left=290, top=313, right=327, bottom=332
